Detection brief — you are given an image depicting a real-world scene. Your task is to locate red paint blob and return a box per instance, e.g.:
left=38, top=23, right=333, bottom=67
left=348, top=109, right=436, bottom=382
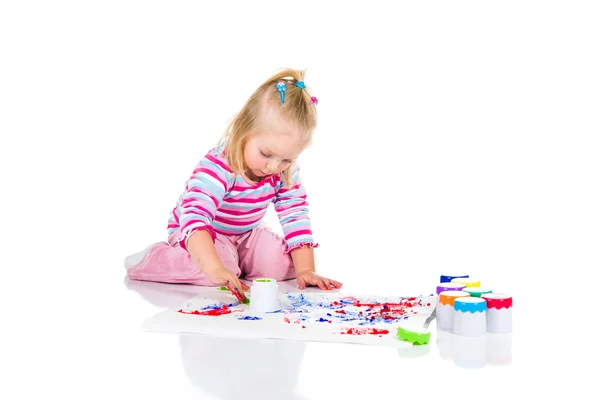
left=177, top=305, right=232, bottom=316
left=340, top=328, right=390, bottom=335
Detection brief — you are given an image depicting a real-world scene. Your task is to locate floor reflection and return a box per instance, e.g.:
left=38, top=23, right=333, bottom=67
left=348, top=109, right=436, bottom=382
left=124, top=277, right=309, bottom=400
left=436, top=328, right=512, bottom=368
left=179, top=334, right=307, bottom=400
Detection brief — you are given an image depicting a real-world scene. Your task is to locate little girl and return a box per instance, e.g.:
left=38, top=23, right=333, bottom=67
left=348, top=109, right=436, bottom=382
left=125, top=68, right=342, bottom=294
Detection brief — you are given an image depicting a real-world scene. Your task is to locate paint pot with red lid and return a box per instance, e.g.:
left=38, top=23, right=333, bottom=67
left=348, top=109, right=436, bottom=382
left=481, top=293, right=513, bottom=333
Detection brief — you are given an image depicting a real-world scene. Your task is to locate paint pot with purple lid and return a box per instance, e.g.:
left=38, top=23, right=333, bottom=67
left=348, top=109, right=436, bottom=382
left=440, top=274, right=469, bottom=283
left=436, top=282, right=466, bottom=295
left=453, top=297, right=487, bottom=337
left=249, top=278, right=280, bottom=313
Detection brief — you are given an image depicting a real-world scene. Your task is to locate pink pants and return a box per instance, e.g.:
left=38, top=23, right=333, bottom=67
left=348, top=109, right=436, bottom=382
left=126, top=225, right=296, bottom=285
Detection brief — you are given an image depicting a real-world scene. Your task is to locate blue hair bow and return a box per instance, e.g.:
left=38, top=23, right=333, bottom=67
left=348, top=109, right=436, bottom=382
left=295, top=81, right=305, bottom=89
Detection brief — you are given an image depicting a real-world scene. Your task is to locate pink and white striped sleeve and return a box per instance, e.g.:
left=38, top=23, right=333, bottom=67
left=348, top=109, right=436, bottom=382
left=178, top=153, right=233, bottom=251
left=274, top=164, right=319, bottom=253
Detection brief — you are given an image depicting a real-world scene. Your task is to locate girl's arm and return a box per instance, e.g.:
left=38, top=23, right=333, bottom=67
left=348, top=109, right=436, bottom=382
left=290, top=245, right=342, bottom=290
left=187, top=229, right=248, bottom=291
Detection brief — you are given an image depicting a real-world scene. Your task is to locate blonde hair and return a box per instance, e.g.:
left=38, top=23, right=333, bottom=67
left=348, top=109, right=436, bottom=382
left=219, top=68, right=318, bottom=187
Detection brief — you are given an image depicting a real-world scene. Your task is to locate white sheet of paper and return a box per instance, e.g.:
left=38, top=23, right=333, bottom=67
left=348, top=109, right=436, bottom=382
left=141, top=287, right=437, bottom=348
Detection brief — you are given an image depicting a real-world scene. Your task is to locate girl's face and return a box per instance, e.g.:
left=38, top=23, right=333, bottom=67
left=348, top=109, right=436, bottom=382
left=243, top=106, right=306, bottom=181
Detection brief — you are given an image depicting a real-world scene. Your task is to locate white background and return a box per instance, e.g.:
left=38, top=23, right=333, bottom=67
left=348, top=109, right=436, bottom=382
left=1, top=1, right=598, bottom=398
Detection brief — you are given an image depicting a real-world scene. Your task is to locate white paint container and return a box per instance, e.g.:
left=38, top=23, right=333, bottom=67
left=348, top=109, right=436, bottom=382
left=453, top=297, right=487, bottom=337
left=437, top=291, right=471, bottom=331
left=481, top=293, right=513, bottom=333
left=249, top=278, right=280, bottom=313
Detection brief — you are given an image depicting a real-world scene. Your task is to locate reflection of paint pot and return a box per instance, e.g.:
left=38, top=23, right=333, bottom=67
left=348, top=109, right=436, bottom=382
left=451, top=334, right=487, bottom=369
left=436, top=282, right=466, bottom=295
left=249, top=278, right=280, bottom=313
left=397, top=343, right=431, bottom=358
left=453, top=297, right=487, bottom=337
left=436, top=328, right=454, bottom=360
left=481, top=293, right=513, bottom=333
left=462, top=287, right=492, bottom=297
left=486, top=333, right=512, bottom=365
left=437, top=291, right=471, bottom=330
left=440, top=274, right=469, bottom=283
left=451, top=277, right=481, bottom=288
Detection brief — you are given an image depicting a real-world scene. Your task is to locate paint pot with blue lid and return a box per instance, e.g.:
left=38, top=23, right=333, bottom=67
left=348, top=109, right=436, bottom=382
left=250, top=278, right=280, bottom=313
left=453, top=297, right=487, bottom=337
left=440, top=274, right=469, bottom=283
left=436, top=282, right=466, bottom=295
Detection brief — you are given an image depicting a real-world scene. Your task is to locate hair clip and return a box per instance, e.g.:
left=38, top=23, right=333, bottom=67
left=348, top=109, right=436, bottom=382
left=276, top=81, right=286, bottom=103
left=295, top=81, right=305, bottom=89
left=310, top=96, right=318, bottom=105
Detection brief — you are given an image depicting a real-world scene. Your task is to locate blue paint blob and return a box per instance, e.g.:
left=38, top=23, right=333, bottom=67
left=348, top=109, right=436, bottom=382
left=316, top=317, right=329, bottom=322
left=237, top=316, right=262, bottom=320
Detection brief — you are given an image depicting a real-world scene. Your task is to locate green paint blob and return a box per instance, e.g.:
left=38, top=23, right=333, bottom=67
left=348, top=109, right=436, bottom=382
left=255, top=279, right=272, bottom=283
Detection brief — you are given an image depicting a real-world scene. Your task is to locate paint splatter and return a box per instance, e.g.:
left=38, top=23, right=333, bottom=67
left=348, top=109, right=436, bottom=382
left=282, top=293, right=428, bottom=326
left=237, top=316, right=262, bottom=321
left=340, top=328, right=390, bottom=336
left=178, top=305, right=233, bottom=316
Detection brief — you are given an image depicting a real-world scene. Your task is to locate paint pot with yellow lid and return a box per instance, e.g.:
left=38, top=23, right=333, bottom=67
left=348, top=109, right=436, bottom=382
left=437, top=291, right=471, bottom=330
left=451, top=277, right=481, bottom=288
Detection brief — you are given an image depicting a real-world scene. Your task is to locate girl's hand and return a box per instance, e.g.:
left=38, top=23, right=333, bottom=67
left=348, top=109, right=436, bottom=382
left=296, top=271, right=342, bottom=290
left=204, top=264, right=250, bottom=292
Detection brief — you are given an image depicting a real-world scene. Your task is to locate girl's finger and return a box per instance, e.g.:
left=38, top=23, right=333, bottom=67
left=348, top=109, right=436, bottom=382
left=227, top=276, right=244, bottom=294
left=316, top=279, right=327, bottom=290
left=331, top=280, right=342, bottom=288
left=241, top=281, right=250, bottom=290
left=297, top=278, right=306, bottom=290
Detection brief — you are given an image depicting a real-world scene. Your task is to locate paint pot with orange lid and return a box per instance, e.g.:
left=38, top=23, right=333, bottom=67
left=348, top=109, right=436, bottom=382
left=481, top=293, right=513, bottom=333
left=437, top=291, right=471, bottom=330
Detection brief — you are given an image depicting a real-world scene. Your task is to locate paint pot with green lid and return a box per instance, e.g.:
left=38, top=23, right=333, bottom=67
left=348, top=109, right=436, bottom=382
left=462, top=287, right=492, bottom=298
left=249, top=278, right=280, bottom=313
left=396, top=324, right=431, bottom=345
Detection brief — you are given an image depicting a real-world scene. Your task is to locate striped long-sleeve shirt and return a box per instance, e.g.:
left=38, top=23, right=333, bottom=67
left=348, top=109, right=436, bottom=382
left=167, top=145, right=318, bottom=254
